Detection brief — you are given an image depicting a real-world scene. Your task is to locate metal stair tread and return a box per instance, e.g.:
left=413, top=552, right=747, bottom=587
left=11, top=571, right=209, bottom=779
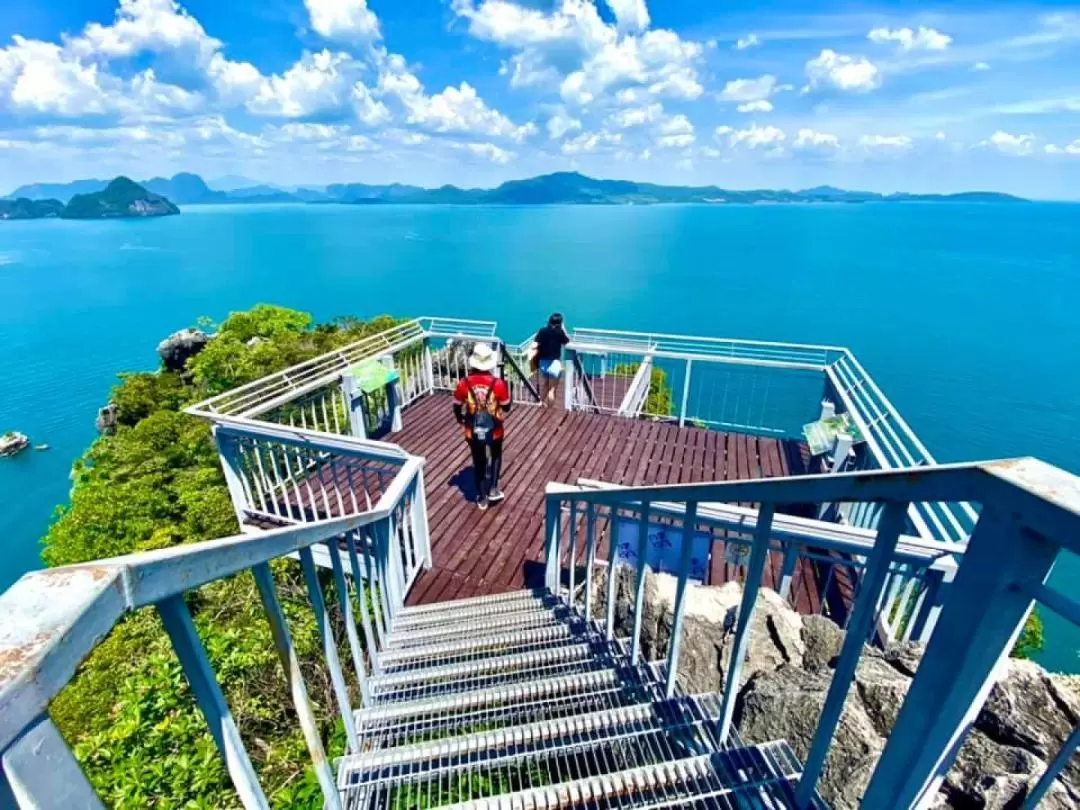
left=340, top=695, right=723, bottom=777
left=378, top=623, right=579, bottom=669
left=398, top=588, right=547, bottom=617
left=390, top=594, right=558, bottom=632
left=383, top=605, right=571, bottom=649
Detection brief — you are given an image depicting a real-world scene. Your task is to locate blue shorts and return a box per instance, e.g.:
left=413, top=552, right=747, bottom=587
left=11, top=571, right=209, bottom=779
left=538, top=359, right=562, bottom=379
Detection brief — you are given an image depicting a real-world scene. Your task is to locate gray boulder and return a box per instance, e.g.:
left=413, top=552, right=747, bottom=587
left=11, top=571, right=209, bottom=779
left=95, top=403, right=118, bottom=435
left=157, top=328, right=210, bottom=372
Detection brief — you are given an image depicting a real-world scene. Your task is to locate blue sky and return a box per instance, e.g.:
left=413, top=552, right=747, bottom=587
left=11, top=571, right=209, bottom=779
left=2, top=1, right=1080, bottom=197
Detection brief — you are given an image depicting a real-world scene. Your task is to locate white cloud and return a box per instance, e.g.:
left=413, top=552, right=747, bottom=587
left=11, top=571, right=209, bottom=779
left=979, top=130, right=1035, bottom=155
left=246, top=50, right=355, bottom=118
left=604, top=0, right=649, bottom=34
left=0, top=36, right=116, bottom=116
left=352, top=81, right=391, bottom=125
left=561, top=129, right=621, bottom=154
left=464, top=142, right=514, bottom=163
left=675, top=157, right=692, bottom=170
left=304, top=0, right=380, bottom=42
left=400, top=81, right=536, bottom=141
left=867, top=26, right=952, bottom=52
left=715, top=123, right=785, bottom=149
left=718, top=74, right=778, bottom=103
left=972, top=61, right=991, bottom=71
left=546, top=109, right=582, bottom=138
left=736, top=100, right=773, bottom=113
left=1045, top=139, right=1080, bottom=155
left=735, top=33, right=760, bottom=50
left=859, top=134, right=913, bottom=150
left=656, top=113, right=694, bottom=147
left=805, top=49, right=880, bottom=93
left=607, top=102, right=662, bottom=128
left=936, top=131, right=947, bottom=140
left=793, top=128, right=839, bottom=150
left=615, top=87, right=639, bottom=104
left=67, top=0, right=219, bottom=63
left=454, top=0, right=704, bottom=106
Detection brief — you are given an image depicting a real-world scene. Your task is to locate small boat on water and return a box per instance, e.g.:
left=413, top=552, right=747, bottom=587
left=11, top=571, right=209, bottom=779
left=34, top=444, right=50, bottom=451
left=0, top=431, right=30, bottom=457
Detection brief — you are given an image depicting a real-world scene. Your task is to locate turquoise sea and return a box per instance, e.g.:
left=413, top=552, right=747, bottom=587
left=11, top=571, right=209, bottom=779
left=1, top=202, right=1077, bottom=671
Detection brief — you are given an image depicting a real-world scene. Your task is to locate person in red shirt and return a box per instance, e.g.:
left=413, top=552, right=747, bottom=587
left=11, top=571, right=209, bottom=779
left=453, top=343, right=512, bottom=510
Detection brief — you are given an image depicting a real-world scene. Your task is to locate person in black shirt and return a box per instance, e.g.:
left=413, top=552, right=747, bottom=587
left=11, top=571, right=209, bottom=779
left=532, top=313, right=570, bottom=406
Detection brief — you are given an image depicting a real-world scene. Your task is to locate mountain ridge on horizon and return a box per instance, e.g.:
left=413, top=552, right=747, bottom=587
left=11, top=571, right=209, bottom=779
left=4, top=170, right=1029, bottom=206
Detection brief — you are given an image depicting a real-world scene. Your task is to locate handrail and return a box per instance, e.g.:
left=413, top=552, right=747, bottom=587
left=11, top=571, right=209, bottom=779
left=0, top=510, right=382, bottom=752
left=500, top=342, right=541, bottom=402
left=544, top=455, right=1080, bottom=810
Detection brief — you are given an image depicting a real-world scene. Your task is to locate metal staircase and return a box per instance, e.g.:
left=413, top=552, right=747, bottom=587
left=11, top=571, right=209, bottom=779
left=339, top=589, right=827, bottom=809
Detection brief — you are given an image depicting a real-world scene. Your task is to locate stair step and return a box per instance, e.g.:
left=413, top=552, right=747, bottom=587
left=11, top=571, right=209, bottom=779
left=339, top=697, right=730, bottom=807
left=343, top=697, right=721, bottom=778
left=384, top=605, right=571, bottom=649
left=354, top=669, right=665, bottom=751
left=379, top=624, right=579, bottom=672
left=400, top=588, right=547, bottom=617
left=392, top=593, right=556, bottom=632
left=425, top=742, right=825, bottom=810
left=367, top=640, right=622, bottom=704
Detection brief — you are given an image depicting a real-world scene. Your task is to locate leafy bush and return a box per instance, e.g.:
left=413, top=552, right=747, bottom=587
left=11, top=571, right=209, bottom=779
left=44, top=305, right=400, bottom=808
left=1012, top=609, right=1045, bottom=660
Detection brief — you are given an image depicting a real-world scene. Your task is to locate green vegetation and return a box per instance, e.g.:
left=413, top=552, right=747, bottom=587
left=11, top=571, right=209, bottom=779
left=45, top=305, right=399, bottom=808
left=0, top=197, right=64, bottom=219
left=612, top=362, right=674, bottom=417
left=61, top=176, right=180, bottom=219
left=1012, top=610, right=1045, bottom=660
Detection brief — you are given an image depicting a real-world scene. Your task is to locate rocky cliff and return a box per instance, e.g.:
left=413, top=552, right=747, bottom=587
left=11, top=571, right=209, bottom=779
left=593, top=567, right=1080, bottom=809
left=61, top=177, right=179, bottom=219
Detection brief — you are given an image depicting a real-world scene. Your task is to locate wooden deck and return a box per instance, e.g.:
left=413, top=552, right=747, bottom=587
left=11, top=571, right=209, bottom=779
left=393, top=393, right=824, bottom=611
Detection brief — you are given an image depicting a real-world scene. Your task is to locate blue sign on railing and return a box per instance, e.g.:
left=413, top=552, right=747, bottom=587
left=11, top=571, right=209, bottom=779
left=612, top=519, right=712, bottom=582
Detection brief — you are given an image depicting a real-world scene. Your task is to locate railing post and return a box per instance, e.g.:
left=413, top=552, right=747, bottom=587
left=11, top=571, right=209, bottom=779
left=630, top=502, right=652, bottom=665
left=664, top=501, right=700, bottom=697
left=679, top=358, right=692, bottom=427
left=326, top=538, right=370, bottom=704
left=544, top=497, right=562, bottom=594
left=412, top=468, right=433, bottom=569
left=297, top=548, right=360, bottom=752
left=564, top=349, right=576, bottom=411
left=213, top=427, right=252, bottom=531
left=1, top=715, right=105, bottom=810
left=341, top=373, right=368, bottom=439
left=860, top=507, right=1060, bottom=809
left=714, top=504, right=775, bottom=734
left=906, top=557, right=955, bottom=644
left=157, top=595, right=271, bottom=809
left=251, top=563, right=343, bottom=810
left=382, top=355, right=404, bottom=433
left=795, top=500, right=908, bottom=809
left=584, top=503, right=597, bottom=624
left=778, top=541, right=799, bottom=602
left=422, top=336, right=435, bottom=394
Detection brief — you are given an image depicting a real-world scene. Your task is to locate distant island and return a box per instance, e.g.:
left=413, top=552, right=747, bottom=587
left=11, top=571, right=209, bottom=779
left=4, top=171, right=1028, bottom=212
left=0, top=177, right=179, bottom=221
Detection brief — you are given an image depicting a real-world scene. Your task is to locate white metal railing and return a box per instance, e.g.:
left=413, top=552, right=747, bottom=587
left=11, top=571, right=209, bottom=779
left=544, top=457, right=1080, bottom=810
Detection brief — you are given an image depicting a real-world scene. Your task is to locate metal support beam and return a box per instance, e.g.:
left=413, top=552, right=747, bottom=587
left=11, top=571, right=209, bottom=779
left=778, top=542, right=799, bottom=601
left=544, top=499, right=562, bottom=594
left=2, top=715, right=104, bottom=810
left=665, top=501, right=700, bottom=697
left=341, top=373, right=368, bottom=440
left=251, top=564, right=342, bottom=810
left=630, top=503, right=652, bottom=665
left=859, top=507, right=1060, bottom=809
left=157, top=595, right=270, bottom=809
left=716, top=505, right=775, bottom=738
left=678, top=358, right=692, bottom=427
left=563, top=349, right=576, bottom=411
left=213, top=427, right=252, bottom=532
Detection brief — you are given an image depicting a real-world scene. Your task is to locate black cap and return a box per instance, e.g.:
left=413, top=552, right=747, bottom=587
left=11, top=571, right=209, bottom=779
left=548, top=312, right=564, bottom=326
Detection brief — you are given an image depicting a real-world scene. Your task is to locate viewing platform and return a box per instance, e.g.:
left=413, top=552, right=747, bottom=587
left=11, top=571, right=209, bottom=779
left=4, top=315, right=1080, bottom=810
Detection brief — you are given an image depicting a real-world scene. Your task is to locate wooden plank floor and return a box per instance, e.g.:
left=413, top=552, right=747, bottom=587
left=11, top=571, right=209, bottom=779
left=392, top=393, right=823, bottom=611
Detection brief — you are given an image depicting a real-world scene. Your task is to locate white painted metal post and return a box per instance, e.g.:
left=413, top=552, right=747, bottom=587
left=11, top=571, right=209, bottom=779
left=544, top=498, right=562, bottom=593
left=341, top=373, right=368, bottom=439
left=678, top=358, right=692, bottom=427
left=778, top=542, right=799, bottom=601
left=422, top=337, right=435, bottom=394
left=213, top=427, right=253, bottom=533
left=563, top=349, right=576, bottom=411
left=2, top=715, right=105, bottom=810
left=381, top=355, right=404, bottom=433
left=412, top=468, right=433, bottom=569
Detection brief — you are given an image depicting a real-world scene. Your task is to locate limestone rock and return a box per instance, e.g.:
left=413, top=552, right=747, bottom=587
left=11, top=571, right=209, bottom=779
left=157, top=328, right=210, bottom=372
left=95, top=403, right=119, bottom=435
left=802, top=614, right=845, bottom=671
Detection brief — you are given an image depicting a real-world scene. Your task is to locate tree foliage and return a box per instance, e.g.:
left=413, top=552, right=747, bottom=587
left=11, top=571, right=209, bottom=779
left=44, top=305, right=400, bottom=808
left=1012, top=609, right=1045, bottom=660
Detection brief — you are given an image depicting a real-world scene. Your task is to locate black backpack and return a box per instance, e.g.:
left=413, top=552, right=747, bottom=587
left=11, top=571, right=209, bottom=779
left=466, top=381, right=499, bottom=444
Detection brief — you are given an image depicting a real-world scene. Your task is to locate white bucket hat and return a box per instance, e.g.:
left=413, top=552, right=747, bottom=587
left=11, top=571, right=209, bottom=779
left=468, top=342, right=498, bottom=372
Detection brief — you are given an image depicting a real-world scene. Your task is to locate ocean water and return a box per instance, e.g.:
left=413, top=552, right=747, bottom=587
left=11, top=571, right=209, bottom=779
left=0, top=202, right=1077, bottom=671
